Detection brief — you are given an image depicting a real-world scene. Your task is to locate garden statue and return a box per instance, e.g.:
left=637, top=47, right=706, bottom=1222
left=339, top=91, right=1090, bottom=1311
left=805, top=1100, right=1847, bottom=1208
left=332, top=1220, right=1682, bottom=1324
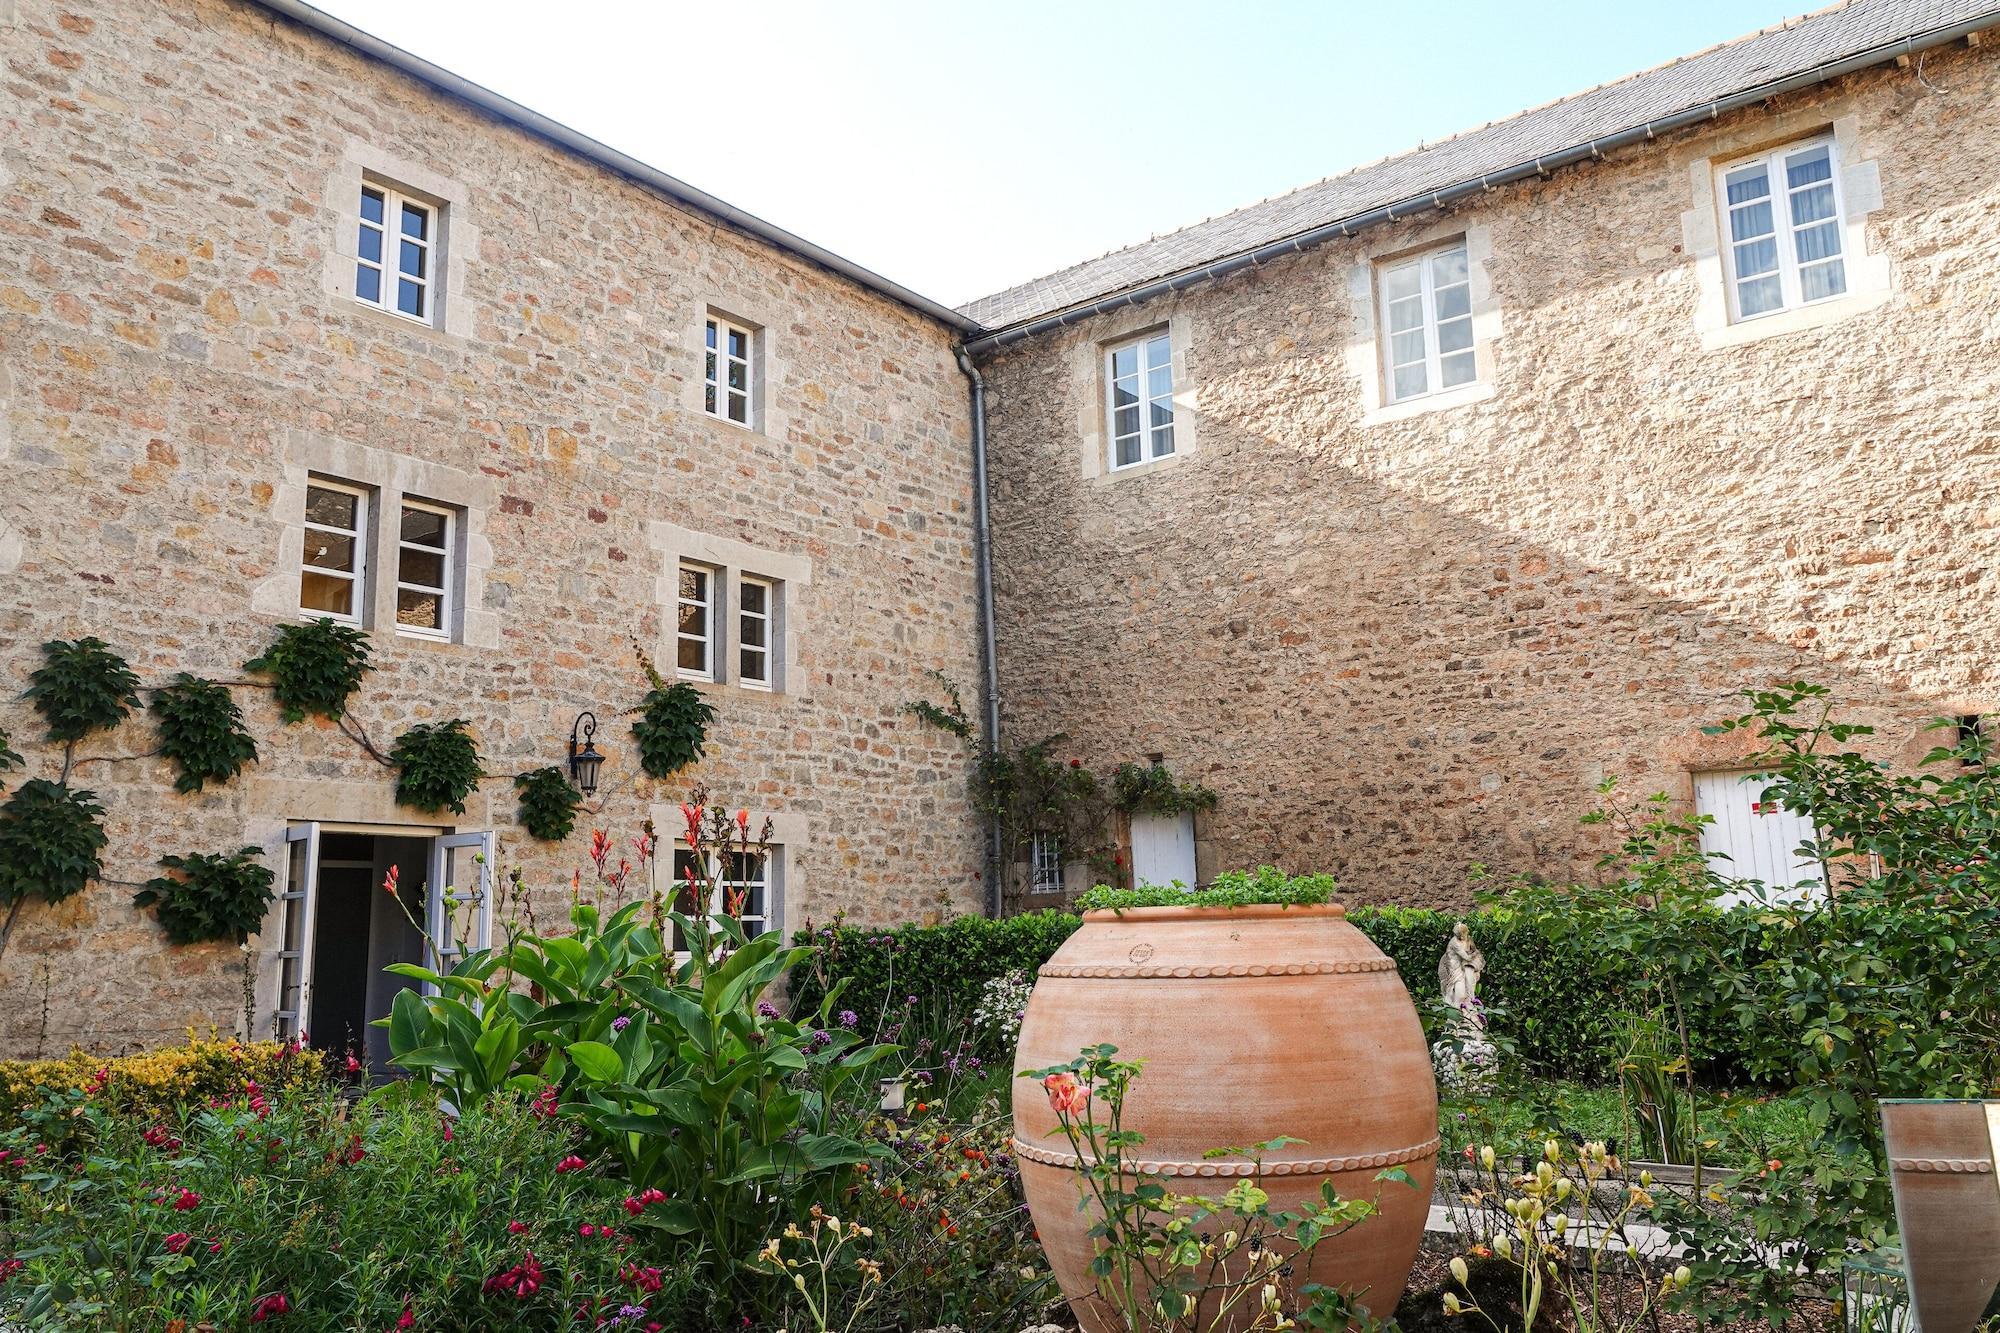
left=1432, top=921, right=1497, bottom=1095
left=1438, top=920, right=1485, bottom=1010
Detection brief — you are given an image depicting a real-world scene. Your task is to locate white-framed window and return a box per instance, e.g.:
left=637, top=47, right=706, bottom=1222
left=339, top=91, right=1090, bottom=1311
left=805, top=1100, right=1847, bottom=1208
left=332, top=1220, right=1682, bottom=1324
left=671, top=847, right=774, bottom=947
left=677, top=563, right=716, bottom=680
left=356, top=183, right=435, bottom=323
left=394, top=500, right=454, bottom=641
left=1030, top=834, right=1064, bottom=895
left=1379, top=242, right=1474, bottom=403
left=738, top=576, right=773, bottom=690
left=1106, top=332, right=1175, bottom=470
left=300, top=478, right=369, bottom=623
left=705, top=318, right=753, bottom=426
left=1717, top=137, right=1847, bottom=322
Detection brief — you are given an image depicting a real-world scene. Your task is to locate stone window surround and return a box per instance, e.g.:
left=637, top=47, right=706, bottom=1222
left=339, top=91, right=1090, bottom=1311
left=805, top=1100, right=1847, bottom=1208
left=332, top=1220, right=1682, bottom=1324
left=252, top=428, right=500, bottom=650
left=647, top=520, right=812, bottom=699
left=1681, top=111, right=1892, bottom=351
left=1072, top=307, right=1199, bottom=484
left=650, top=803, right=809, bottom=944
left=321, top=139, right=476, bottom=339
left=1344, top=221, right=1503, bottom=427
left=680, top=295, right=791, bottom=441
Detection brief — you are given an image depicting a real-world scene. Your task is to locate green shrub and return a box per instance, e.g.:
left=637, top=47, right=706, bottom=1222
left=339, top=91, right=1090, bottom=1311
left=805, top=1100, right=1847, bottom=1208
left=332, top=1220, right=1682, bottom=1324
left=1079, top=866, right=1337, bottom=911
left=790, top=910, right=1082, bottom=1036
left=0, top=1036, right=328, bottom=1124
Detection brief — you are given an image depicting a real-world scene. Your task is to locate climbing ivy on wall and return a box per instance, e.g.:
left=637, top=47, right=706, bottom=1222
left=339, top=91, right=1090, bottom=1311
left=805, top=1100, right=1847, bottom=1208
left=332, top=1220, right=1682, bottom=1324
left=514, top=766, right=583, bottom=842
left=0, top=780, right=108, bottom=910
left=390, top=719, right=483, bottom=815
left=26, top=637, right=140, bottom=743
left=243, top=618, right=373, bottom=723
left=631, top=645, right=716, bottom=778
left=150, top=674, right=259, bottom=794
left=133, top=848, right=276, bottom=946
left=1111, top=761, right=1218, bottom=816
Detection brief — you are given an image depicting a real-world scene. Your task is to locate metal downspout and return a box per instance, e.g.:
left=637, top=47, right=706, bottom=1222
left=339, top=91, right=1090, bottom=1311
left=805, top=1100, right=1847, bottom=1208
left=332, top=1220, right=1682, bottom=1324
left=955, top=347, right=1004, bottom=918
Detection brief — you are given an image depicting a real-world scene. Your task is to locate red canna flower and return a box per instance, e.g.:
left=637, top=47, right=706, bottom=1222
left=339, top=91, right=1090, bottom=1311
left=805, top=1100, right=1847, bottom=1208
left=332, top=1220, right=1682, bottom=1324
left=589, top=828, right=613, bottom=871
left=382, top=865, right=400, bottom=897
left=736, top=808, right=750, bottom=834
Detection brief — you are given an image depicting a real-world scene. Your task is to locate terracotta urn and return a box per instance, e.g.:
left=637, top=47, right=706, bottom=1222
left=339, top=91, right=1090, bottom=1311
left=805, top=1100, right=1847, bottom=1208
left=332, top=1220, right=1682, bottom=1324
left=1880, top=1099, right=2000, bottom=1331
left=1012, top=903, right=1438, bottom=1331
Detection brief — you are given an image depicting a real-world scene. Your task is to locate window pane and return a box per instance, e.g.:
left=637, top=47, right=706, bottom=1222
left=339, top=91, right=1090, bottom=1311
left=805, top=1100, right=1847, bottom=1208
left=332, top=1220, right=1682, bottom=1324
left=1784, top=145, right=1832, bottom=187
left=1390, top=329, right=1426, bottom=366
left=400, top=204, right=429, bottom=240
left=1440, top=350, right=1477, bottom=388
left=1430, top=246, right=1468, bottom=286
left=304, top=531, right=356, bottom=572
left=704, top=351, right=717, bottom=386
left=1737, top=273, right=1783, bottom=316
left=680, top=568, right=707, bottom=602
left=1110, top=345, right=1137, bottom=378
left=1434, top=283, right=1471, bottom=321
left=1789, top=183, right=1836, bottom=226
left=1729, top=200, right=1774, bottom=244
left=727, top=361, right=747, bottom=392
left=400, top=507, right=446, bottom=546
left=1147, top=365, right=1172, bottom=399
left=358, top=227, right=382, bottom=264
left=1793, top=220, right=1841, bottom=263
left=677, top=637, right=707, bottom=673
left=1437, top=318, right=1473, bottom=355
left=1800, top=259, right=1846, bottom=302
left=396, top=279, right=424, bottom=316
left=360, top=188, right=385, bottom=223
left=679, top=606, right=707, bottom=640
left=399, top=548, right=445, bottom=588
left=307, top=485, right=359, bottom=530
left=704, top=384, right=717, bottom=414
left=300, top=570, right=353, bottom=616
left=396, top=588, right=442, bottom=631
left=355, top=265, right=380, bottom=303
left=1732, top=237, right=1779, bottom=279
left=740, top=581, right=767, bottom=615
left=728, top=329, right=748, bottom=358
left=1150, top=424, right=1174, bottom=458
left=1144, top=335, right=1170, bottom=367
left=1724, top=165, right=1770, bottom=205
left=1393, top=364, right=1428, bottom=399
left=1111, top=379, right=1138, bottom=409
left=1383, top=262, right=1421, bottom=301
left=399, top=239, right=426, bottom=279
left=1115, top=435, right=1141, bottom=468
left=1115, top=406, right=1140, bottom=439
left=727, top=394, right=748, bottom=425
left=1149, top=400, right=1173, bottom=431
left=1387, top=296, right=1424, bottom=335
left=740, top=648, right=766, bottom=681
left=740, top=615, right=767, bottom=649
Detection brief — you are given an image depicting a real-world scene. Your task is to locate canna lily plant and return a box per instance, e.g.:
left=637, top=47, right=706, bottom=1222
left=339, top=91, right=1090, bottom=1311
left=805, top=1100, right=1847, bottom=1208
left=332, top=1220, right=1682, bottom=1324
left=378, top=790, right=896, bottom=1315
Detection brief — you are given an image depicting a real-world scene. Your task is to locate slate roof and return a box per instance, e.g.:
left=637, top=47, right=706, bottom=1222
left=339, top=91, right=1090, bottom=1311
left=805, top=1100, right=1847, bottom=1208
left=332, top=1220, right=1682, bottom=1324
left=961, top=0, right=2000, bottom=330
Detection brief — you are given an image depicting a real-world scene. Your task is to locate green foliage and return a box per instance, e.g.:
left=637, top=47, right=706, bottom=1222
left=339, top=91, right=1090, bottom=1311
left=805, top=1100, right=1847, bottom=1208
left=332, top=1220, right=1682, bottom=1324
left=0, top=779, right=108, bottom=908
left=389, top=718, right=481, bottom=814
left=513, top=766, right=582, bottom=842
left=790, top=909, right=1083, bottom=1034
left=901, top=668, right=972, bottom=741
left=1110, top=759, right=1217, bottom=816
left=0, top=1037, right=327, bottom=1127
left=25, top=637, right=140, bottom=744
left=631, top=650, right=716, bottom=777
left=243, top=617, right=372, bottom=723
left=0, top=1084, right=695, bottom=1330
left=0, top=727, right=21, bottom=778
left=1079, top=866, right=1339, bottom=912
left=147, top=674, right=258, bottom=794
left=133, top=847, right=276, bottom=945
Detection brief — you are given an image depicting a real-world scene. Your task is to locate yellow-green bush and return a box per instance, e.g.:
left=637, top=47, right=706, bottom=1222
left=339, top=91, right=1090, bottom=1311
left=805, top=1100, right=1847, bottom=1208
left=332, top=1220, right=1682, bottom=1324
left=0, top=1033, right=328, bottom=1121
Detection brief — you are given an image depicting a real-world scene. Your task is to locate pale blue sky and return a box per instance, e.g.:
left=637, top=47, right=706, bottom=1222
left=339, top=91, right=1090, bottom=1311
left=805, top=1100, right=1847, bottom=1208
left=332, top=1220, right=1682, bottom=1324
left=309, top=1, right=1813, bottom=306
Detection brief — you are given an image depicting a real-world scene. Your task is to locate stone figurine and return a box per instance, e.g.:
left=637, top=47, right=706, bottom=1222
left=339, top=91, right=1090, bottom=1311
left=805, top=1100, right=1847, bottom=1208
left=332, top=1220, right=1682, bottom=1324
left=1432, top=921, right=1497, bottom=1096
left=1437, top=920, right=1485, bottom=1011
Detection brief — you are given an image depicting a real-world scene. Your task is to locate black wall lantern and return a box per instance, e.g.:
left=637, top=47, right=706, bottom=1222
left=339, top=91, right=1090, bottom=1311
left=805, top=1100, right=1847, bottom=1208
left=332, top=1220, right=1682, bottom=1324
left=567, top=711, right=605, bottom=796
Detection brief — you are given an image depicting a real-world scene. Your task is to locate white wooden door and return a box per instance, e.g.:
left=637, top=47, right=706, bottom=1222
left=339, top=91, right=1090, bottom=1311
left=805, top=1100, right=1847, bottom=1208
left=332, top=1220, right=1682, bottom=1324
left=1130, top=811, right=1196, bottom=890
left=426, top=830, right=494, bottom=989
left=274, top=823, right=321, bottom=1040
left=1693, top=771, right=1823, bottom=902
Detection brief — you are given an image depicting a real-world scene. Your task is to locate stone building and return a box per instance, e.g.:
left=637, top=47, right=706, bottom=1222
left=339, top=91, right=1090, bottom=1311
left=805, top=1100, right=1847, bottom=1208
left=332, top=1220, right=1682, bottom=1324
left=3, top=0, right=1998, bottom=1056
left=963, top=0, right=2000, bottom=908
left=0, top=0, right=988, bottom=1057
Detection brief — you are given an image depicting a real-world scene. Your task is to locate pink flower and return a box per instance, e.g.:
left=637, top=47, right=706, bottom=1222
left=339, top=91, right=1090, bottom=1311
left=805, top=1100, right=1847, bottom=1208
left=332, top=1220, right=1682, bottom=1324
left=555, top=1155, right=587, bottom=1174
left=395, top=1305, right=415, bottom=1330
left=507, top=1220, right=527, bottom=1234
left=1042, top=1072, right=1090, bottom=1117
left=163, top=1231, right=193, bottom=1253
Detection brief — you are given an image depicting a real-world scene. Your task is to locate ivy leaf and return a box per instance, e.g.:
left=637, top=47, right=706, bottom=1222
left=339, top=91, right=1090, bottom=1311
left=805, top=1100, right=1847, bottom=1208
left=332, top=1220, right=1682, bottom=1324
left=514, top=767, right=583, bottom=842
left=0, top=779, right=108, bottom=907
left=632, top=682, right=715, bottom=779
left=390, top=720, right=482, bottom=814
left=149, top=675, right=258, bottom=794
left=134, top=848, right=275, bottom=945
left=244, top=619, right=372, bottom=724
left=26, top=638, right=140, bottom=744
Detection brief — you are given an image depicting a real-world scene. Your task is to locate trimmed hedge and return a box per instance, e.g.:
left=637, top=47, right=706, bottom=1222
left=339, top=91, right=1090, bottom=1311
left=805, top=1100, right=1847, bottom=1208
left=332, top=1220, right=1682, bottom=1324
left=0, top=1036, right=329, bottom=1124
left=793, top=905, right=1764, bottom=1083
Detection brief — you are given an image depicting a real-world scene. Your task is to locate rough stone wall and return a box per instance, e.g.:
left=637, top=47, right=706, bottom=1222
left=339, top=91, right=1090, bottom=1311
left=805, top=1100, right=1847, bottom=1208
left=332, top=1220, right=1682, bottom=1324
left=0, top=0, right=982, bottom=1056
left=978, top=41, right=2000, bottom=908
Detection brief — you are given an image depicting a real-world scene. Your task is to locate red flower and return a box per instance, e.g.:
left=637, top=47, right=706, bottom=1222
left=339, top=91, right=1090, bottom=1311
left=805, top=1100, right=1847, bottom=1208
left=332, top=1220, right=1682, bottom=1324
left=1069, top=758, right=1081, bottom=769
left=163, top=1231, right=193, bottom=1253
left=622, top=1264, right=664, bottom=1294
left=531, top=1086, right=560, bottom=1120
left=555, top=1155, right=587, bottom=1174
left=171, top=1188, right=202, bottom=1211
left=249, top=1291, right=291, bottom=1321
left=382, top=865, right=400, bottom=897
left=590, top=828, right=613, bottom=871
left=344, top=1054, right=363, bottom=1075
left=736, top=808, right=750, bottom=834
left=395, top=1305, right=415, bottom=1330
left=483, top=1251, right=544, bottom=1300
left=0, top=1259, right=22, bottom=1285
left=507, top=1220, right=528, bottom=1234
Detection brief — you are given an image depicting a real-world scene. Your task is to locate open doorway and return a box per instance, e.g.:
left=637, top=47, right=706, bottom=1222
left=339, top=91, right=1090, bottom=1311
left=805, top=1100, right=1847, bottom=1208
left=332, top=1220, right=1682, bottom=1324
left=274, top=825, right=493, bottom=1073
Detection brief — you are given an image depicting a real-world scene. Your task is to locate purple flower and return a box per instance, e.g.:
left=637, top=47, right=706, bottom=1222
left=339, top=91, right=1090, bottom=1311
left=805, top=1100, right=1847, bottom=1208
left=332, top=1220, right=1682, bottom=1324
left=611, top=1015, right=630, bottom=1032
left=757, top=1001, right=780, bottom=1019
left=838, top=1010, right=858, bottom=1029
left=905, top=995, right=918, bottom=1006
